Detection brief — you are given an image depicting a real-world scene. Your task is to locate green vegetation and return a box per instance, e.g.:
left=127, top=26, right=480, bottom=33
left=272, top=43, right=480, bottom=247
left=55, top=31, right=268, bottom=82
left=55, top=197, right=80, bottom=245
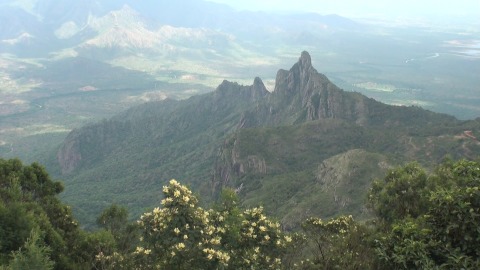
left=0, top=158, right=92, bottom=269
left=217, top=113, right=479, bottom=227
left=7, top=230, right=55, bottom=270
left=1, top=3, right=479, bottom=268
left=132, top=180, right=292, bottom=269
left=2, top=157, right=479, bottom=269
left=51, top=53, right=480, bottom=228
left=369, top=159, right=480, bottom=269
left=0, top=159, right=295, bottom=269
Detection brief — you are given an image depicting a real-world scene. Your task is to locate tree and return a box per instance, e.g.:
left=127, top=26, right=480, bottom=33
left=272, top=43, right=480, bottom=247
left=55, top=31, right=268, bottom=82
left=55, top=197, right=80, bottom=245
left=0, top=201, right=37, bottom=265
left=134, top=179, right=293, bottom=269
left=302, top=215, right=375, bottom=269
left=79, top=230, right=119, bottom=270
left=369, top=159, right=480, bottom=269
left=96, top=204, right=139, bottom=252
left=97, top=204, right=128, bottom=235
left=136, top=179, right=231, bottom=269
left=0, top=159, right=87, bottom=269
left=368, top=162, right=429, bottom=224
left=424, top=160, right=480, bottom=268
left=9, top=229, right=55, bottom=270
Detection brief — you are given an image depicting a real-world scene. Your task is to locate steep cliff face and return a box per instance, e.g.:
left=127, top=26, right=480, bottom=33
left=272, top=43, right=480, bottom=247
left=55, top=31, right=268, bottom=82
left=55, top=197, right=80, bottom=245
left=212, top=134, right=268, bottom=194
left=57, top=120, right=133, bottom=174
left=262, top=51, right=371, bottom=125
left=57, top=135, right=82, bottom=174
left=210, top=52, right=374, bottom=188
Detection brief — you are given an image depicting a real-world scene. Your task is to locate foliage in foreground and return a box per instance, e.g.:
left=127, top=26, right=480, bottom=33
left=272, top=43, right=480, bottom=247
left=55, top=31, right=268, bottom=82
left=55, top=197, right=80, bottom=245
left=118, top=179, right=293, bottom=269
left=0, top=158, right=86, bottom=269
left=1, top=158, right=479, bottom=269
left=369, top=159, right=480, bottom=269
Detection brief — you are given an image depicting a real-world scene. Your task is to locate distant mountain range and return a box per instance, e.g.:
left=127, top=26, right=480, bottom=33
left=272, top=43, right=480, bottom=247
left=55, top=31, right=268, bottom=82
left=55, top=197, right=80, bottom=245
left=1, top=0, right=478, bottom=125
left=0, top=0, right=360, bottom=56
left=56, top=51, right=480, bottom=227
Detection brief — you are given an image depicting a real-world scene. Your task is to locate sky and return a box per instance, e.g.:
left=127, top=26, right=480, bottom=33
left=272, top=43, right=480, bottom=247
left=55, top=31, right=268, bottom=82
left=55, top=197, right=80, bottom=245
left=207, top=0, right=480, bottom=22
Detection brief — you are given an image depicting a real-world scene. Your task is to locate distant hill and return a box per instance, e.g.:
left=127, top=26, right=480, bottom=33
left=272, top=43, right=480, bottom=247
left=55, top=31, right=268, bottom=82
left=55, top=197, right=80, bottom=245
left=0, top=0, right=359, bottom=56
left=56, top=52, right=480, bottom=227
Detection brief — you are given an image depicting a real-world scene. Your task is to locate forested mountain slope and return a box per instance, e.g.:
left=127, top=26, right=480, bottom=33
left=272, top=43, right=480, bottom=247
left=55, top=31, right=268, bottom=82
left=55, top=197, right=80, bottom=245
left=57, top=52, right=480, bottom=226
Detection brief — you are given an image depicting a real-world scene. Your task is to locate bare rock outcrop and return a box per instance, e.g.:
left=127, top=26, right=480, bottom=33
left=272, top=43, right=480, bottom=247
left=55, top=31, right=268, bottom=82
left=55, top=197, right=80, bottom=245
left=57, top=137, right=82, bottom=174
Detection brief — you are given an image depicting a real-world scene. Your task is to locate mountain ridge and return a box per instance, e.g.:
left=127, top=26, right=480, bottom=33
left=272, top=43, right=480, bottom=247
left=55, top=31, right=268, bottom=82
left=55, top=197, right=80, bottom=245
left=0, top=0, right=358, bottom=55
left=56, top=51, right=480, bottom=226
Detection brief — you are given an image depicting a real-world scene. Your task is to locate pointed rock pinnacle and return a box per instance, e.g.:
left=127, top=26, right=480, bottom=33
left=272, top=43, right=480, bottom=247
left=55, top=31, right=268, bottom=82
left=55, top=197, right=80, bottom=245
left=299, top=51, right=312, bottom=69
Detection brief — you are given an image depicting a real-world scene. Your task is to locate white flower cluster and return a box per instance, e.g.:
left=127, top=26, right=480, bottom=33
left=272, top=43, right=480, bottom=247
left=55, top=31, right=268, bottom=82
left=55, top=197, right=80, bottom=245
left=307, top=215, right=357, bottom=234
left=134, top=179, right=293, bottom=269
left=240, top=206, right=288, bottom=268
left=202, top=248, right=231, bottom=263
left=160, top=179, right=197, bottom=207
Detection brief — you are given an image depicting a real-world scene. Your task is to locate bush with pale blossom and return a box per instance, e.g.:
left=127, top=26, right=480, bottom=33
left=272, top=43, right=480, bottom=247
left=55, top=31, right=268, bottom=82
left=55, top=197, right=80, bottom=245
left=135, top=179, right=294, bottom=269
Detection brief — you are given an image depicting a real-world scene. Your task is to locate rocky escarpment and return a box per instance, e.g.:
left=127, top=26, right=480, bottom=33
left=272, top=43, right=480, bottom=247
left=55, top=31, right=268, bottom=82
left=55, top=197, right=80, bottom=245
left=212, top=134, right=268, bottom=195
left=315, top=149, right=390, bottom=207
left=57, top=120, right=133, bottom=174
left=232, top=51, right=373, bottom=129
left=212, top=77, right=269, bottom=109
left=260, top=51, right=371, bottom=125
left=57, top=136, right=82, bottom=175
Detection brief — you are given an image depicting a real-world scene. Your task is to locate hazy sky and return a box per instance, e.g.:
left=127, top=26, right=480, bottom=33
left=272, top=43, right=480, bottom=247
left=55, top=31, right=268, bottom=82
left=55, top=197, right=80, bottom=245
left=207, top=0, right=480, bottom=20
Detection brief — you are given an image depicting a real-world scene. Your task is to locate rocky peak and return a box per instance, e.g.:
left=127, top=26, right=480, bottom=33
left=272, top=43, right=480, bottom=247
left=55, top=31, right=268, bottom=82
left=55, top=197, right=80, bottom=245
left=272, top=51, right=318, bottom=96
left=264, top=51, right=373, bottom=124
left=212, top=78, right=269, bottom=108
left=251, top=77, right=269, bottom=100
left=217, top=79, right=237, bottom=90
left=253, top=76, right=264, bottom=89
left=299, top=50, right=312, bottom=70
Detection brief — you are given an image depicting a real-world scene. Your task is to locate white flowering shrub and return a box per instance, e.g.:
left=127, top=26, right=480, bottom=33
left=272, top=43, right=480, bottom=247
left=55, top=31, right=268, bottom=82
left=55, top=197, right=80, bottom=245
left=136, top=179, right=229, bottom=269
left=235, top=206, right=291, bottom=269
left=134, top=179, right=293, bottom=269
